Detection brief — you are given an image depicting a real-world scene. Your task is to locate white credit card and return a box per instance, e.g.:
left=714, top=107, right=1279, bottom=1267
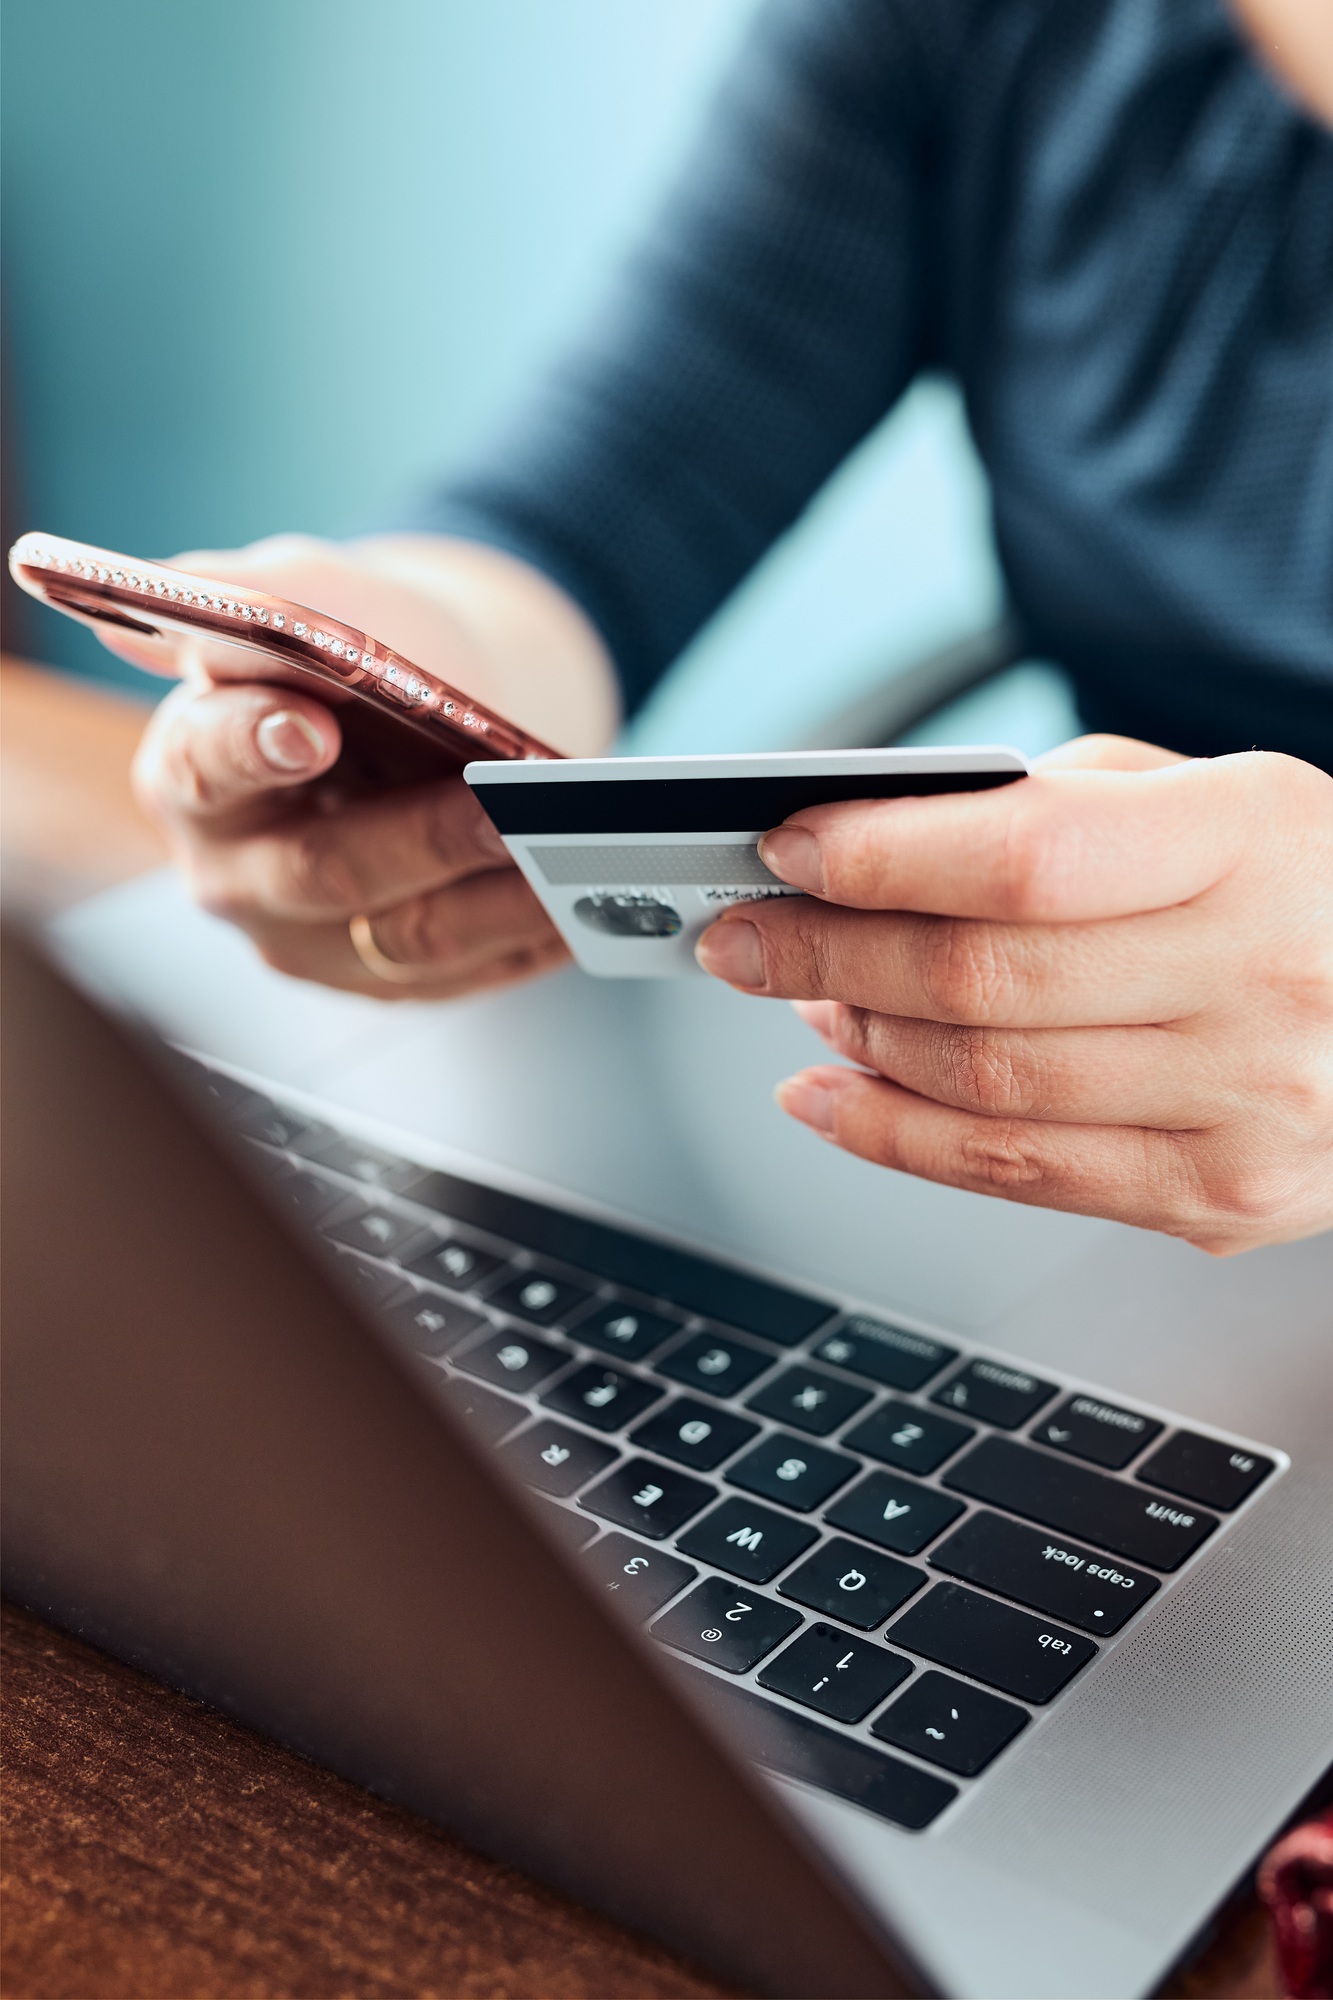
left=465, top=747, right=1028, bottom=977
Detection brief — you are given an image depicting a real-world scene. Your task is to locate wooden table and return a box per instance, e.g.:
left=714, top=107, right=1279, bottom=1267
left=0, top=656, right=1282, bottom=1998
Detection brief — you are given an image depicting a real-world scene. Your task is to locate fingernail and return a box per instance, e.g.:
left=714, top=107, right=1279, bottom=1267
left=257, top=709, right=325, bottom=773
left=775, top=1074, right=837, bottom=1135
left=759, top=825, right=823, bottom=893
left=695, top=918, right=764, bottom=987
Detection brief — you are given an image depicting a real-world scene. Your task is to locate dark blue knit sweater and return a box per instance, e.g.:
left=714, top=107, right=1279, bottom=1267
left=424, top=0, right=1333, bottom=768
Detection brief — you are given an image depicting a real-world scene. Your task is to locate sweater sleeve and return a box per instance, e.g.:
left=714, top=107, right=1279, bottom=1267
left=416, top=0, right=952, bottom=712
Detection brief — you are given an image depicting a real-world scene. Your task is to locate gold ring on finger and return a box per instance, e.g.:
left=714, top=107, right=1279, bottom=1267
left=348, top=913, right=441, bottom=986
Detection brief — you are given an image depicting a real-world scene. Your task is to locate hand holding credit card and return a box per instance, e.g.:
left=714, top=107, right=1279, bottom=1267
left=465, top=749, right=1026, bottom=975
left=16, top=532, right=1333, bottom=1249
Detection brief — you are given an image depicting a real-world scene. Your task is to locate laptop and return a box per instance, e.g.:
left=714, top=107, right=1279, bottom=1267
left=5, top=888, right=1332, bottom=1999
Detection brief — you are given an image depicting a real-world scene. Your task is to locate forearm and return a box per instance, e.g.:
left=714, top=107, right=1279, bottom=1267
left=416, top=0, right=947, bottom=714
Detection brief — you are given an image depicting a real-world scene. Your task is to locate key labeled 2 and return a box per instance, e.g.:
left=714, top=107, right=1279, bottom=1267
left=651, top=1575, right=802, bottom=1673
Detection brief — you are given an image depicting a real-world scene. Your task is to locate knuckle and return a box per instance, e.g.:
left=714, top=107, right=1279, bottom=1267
left=938, top=1026, right=1039, bottom=1116
left=779, top=907, right=839, bottom=995
left=181, top=855, right=248, bottom=925
left=955, top=1117, right=1055, bottom=1190
left=1265, top=1052, right=1333, bottom=1130
left=1243, top=748, right=1326, bottom=801
left=130, top=733, right=169, bottom=818
left=416, top=785, right=481, bottom=871
left=194, top=879, right=246, bottom=924
left=922, top=920, right=1018, bottom=1023
left=281, top=826, right=362, bottom=914
left=255, top=936, right=304, bottom=979
left=152, top=722, right=215, bottom=812
left=832, top=1005, right=876, bottom=1065
left=1157, top=1133, right=1294, bottom=1243
left=1199, top=1158, right=1292, bottom=1231
left=996, top=796, right=1071, bottom=922
left=378, top=892, right=456, bottom=968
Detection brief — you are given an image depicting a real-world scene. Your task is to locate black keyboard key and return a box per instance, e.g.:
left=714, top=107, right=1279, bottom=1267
left=844, top=1399, right=974, bottom=1476
left=945, top=1436, right=1220, bottom=1571
left=298, top=1133, right=421, bottom=1190
left=576, top=1302, right=681, bottom=1362
left=871, top=1671, right=1028, bottom=1776
left=825, top=1471, right=964, bottom=1556
left=406, top=1237, right=508, bottom=1293
left=631, top=1399, right=758, bottom=1471
left=543, top=1363, right=663, bottom=1432
left=399, top=1166, right=833, bottom=1345
left=489, top=1269, right=597, bottom=1326
left=1032, top=1394, right=1163, bottom=1470
left=656, top=1331, right=775, bottom=1400
left=581, top=1534, right=697, bottom=1619
left=757, top=1624, right=911, bottom=1724
left=436, top=1376, right=523, bottom=1442
left=455, top=1326, right=566, bottom=1395
left=1137, top=1431, right=1276, bottom=1512
left=812, top=1319, right=957, bottom=1393
left=726, top=1433, right=858, bottom=1513
left=580, top=1458, right=715, bottom=1539
left=268, top=1168, right=343, bottom=1224
left=677, top=1498, right=818, bottom=1584
left=235, top=1102, right=334, bottom=1152
left=181, top=1063, right=265, bottom=1118
left=534, top=1501, right=599, bottom=1551
left=497, top=1419, right=617, bottom=1498
left=382, top=1293, right=486, bottom=1357
left=931, top=1510, right=1158, bottom=1635
left=679, top=1671, right=957, bottom=1831
left=651, top=1577, right=801, bottom=1673
left=780, top=1539, right=924, bottom=1630
left=745, top=1365, right=870, bottom=1437
left=321, top=1204, right=430, bottom=1261
left=932, top=1358, right=1057, bottom=1429
left=333, top=1251, right=412, bottom=1312
left=890, top=1582, right=1096, bottom=1701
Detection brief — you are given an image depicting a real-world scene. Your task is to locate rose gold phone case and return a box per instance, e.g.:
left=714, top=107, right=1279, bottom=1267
left=8, top=532, right=561, bottom=773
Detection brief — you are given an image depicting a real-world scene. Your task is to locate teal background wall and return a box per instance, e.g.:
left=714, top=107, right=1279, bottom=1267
left=2, top=0, right=1076, bottom=752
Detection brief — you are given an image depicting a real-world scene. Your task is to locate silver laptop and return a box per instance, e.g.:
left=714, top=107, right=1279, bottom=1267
left=6, top=879, right=1332, bottom=1998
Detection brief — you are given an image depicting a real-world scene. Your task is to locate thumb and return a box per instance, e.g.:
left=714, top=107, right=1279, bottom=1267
left=1035, top=733, right=1190, bottom=773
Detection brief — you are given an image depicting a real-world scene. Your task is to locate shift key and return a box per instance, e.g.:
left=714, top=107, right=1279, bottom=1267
left=945, top=1436, right=1218, bottom=1571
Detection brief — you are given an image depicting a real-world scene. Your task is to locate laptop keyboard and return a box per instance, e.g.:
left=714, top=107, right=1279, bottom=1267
left=189, top=1060, right=1279, bottom=1836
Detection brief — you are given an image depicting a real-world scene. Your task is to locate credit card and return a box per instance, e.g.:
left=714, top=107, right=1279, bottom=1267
left=466, top=748, right=1027, bottom=977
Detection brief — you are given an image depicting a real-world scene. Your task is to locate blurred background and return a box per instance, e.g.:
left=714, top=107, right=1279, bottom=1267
left=2, top=0, right=1078, bottom=755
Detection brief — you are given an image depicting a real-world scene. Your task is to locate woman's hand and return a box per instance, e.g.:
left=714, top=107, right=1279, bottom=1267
left=113, top=533, right=619, bottom=999
left=695, top=737, right=1333, bottom=1253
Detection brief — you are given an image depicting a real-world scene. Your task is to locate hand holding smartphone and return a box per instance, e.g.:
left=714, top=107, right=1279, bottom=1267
left=10, top=530, right=578, bottom=997
left=10, top=532, right=562, bottom=792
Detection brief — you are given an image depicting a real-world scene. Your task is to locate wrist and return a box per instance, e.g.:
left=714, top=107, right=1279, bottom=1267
left=351, top=533, right=621, bottom=756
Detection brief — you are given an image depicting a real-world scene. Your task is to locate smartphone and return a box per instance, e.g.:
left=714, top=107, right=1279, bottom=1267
left=466, top=747, right=1028, bottom=976
left=8, top=531, right=560, bottom=787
